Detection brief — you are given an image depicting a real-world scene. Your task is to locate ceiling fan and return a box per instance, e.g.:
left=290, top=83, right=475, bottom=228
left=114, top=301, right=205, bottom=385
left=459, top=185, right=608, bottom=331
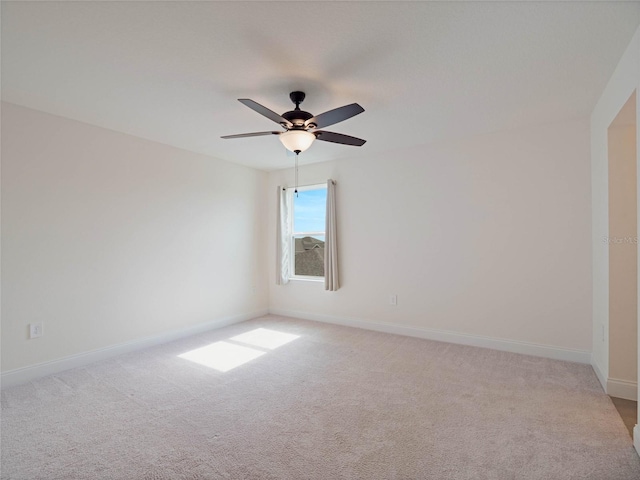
left=221, top=91, right=366, bottom=154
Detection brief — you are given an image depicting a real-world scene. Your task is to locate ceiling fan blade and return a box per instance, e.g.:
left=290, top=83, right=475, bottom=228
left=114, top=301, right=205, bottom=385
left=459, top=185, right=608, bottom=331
left=221, top=131, right=281, bottom=139
left=306, top=103, right=364, bottom=129
left=238, top=99, right=292, bottom=127
left=314, top=131, right=366, bottom=146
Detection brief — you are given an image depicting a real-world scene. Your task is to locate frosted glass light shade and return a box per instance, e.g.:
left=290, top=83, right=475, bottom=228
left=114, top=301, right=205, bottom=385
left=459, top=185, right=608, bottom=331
left=279, top=130, right=316, bottom=153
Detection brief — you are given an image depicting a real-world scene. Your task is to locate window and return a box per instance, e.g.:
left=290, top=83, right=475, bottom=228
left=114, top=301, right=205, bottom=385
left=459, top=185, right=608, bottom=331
left=288, top=184, right=327, bottom=279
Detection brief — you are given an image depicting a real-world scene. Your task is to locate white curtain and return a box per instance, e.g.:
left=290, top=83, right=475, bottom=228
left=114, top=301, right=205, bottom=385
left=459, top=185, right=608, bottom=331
left=324, top=179, right=339, bottom=291
left=275, top=186, right=291, bottom=285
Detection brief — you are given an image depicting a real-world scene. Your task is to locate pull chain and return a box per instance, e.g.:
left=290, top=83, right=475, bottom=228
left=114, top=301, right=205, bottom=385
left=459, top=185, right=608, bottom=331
left=294, top=152, right=299, bottom=197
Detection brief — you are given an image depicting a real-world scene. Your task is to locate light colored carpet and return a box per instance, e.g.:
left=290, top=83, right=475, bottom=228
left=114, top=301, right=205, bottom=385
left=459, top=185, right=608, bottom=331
left=2, top=314, right=639, bottom=479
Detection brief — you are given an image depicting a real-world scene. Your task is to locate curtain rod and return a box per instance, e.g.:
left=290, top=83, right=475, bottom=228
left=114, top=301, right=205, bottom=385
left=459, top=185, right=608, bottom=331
left=282, top=179, right=335, bottom=191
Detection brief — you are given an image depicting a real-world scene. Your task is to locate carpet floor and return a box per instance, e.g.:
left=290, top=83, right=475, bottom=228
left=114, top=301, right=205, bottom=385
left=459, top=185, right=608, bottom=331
left=2, top=314, right=639, bottom=479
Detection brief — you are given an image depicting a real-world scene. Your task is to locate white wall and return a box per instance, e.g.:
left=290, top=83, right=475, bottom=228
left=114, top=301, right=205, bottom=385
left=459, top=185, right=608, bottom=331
left=1, top=103, right=268, bottom=373
left=590, top=25, right=640, bottom=394
left=268, top=118, right=592, bottom=357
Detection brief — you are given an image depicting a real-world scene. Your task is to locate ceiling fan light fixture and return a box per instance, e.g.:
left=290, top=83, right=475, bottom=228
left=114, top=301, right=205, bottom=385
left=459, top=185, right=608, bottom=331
left=279, top=130, right=315, bottom=153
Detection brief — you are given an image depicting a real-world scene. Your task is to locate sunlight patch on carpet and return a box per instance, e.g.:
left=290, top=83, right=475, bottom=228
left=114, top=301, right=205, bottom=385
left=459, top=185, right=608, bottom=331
left=230, top=328, right=300, bottom=350
left=178, top=328, right=300, bottom=372
left=178, top=341, right=265, bottom=372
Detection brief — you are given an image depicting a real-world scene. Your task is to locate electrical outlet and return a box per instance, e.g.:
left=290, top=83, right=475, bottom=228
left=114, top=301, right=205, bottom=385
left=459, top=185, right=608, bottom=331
left=390, top=294, right=398, bottom=306
left=29, top=322, right=43, bottom=339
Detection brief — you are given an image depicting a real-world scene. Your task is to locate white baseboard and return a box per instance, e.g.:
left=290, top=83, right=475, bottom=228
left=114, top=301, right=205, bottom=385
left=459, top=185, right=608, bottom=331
left=591, top=359, right=607, bottom=392
left=269, top=308, right=591, bottom=364
left=635, top=425, right=640, bottom=457
left=607, top=377, right=638, bottom=401
left=1, top=309, right=268, bottom=389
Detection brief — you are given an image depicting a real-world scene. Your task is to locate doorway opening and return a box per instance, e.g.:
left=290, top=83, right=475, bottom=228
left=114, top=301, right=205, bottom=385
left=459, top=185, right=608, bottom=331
left=607, top=90, right=637, bottom=437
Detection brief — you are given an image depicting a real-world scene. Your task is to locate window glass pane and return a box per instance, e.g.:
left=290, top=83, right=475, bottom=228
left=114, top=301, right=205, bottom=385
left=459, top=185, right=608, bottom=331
left=293, top=234, right=325, bottom=277
left=293, top=187, right=327, bottom=233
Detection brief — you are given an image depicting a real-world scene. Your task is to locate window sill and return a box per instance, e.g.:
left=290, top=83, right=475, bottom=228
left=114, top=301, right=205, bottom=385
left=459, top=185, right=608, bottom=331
left=289, top=276, right=324, bottom=283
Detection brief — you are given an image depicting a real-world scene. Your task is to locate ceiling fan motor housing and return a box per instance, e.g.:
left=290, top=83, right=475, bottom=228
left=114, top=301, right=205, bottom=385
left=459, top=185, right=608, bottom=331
left=282, top=91, right=314, bottom=128
left=282, top=109, right=313, bottom=128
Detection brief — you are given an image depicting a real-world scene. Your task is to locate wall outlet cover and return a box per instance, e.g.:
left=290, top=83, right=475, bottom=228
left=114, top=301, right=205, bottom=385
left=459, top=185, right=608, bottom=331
left=29, top=322, right=43, bottom=339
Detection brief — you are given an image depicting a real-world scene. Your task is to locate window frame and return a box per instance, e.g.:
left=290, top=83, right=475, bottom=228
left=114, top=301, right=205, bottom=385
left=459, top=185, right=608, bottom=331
left=287, top=183, right=327, bottom=282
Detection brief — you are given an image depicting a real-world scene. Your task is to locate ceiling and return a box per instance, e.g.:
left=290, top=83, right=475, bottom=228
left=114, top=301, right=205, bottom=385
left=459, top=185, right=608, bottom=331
left=2, top=1, right=639, bottom=171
